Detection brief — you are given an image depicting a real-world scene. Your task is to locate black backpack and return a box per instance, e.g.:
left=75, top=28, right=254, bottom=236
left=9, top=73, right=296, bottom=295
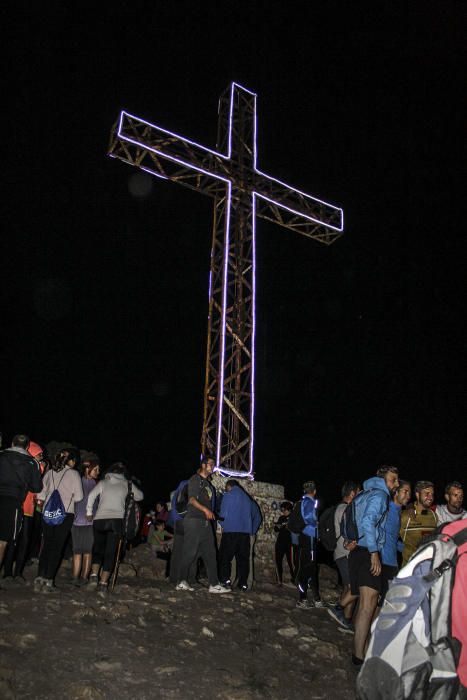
left=175, top=482, right=189, bottom=517
left=123, top=481, right=141, bottom=541
left=287, top=500, right=306, bottom=534
left=318, top=504, right=339, bottom=551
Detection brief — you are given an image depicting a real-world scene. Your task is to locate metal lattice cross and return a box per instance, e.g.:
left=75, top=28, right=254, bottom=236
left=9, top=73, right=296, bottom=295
left=109, top=82, right=343, bottom=478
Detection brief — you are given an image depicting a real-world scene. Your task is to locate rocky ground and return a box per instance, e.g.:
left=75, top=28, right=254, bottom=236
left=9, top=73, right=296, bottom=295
left=0, top=548, right=358, bottom=700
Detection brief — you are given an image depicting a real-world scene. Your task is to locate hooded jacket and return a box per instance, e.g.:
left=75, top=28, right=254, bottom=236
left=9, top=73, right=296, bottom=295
left=219, top=485, right=262, bottom=535
left=87, top=472, right=143, bottom=520
left=354, top=476, right=391, bottom=553
left=0, top=447, right=43, bottom=503
left=301, top=495, right=319, bottom=538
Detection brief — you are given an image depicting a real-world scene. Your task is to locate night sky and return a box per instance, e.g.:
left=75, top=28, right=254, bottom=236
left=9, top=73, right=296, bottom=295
left=2, top=2, right=465, bottom=506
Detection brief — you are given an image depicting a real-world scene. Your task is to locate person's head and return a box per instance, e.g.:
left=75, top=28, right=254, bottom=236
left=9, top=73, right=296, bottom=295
left=27, top=441, right=44, bottom=462
left=155, top=501, right=167, bottom=513
left=376, top=465, right=399, bottom=494
left=414, top=480, right=435, bottom=508
left=12, top=434, right=30, bottom=450
left=280, top=501, right=293, bottom=515
left=82, top=460, right=100, bottom=480
left=199, top=455, right=215, bottom=476
left=226, top=479, right=240, bottom=492
left=155, top=519, right=166, bottom=530
left=108, top=461, right=129, bottom=479
left=303, top=480, right=317, bottom=496
left=394, top=480, right=412, bottom=507
left=341, top=481, right=360, bottom=503
left=444, top=481, right=464, bottom=512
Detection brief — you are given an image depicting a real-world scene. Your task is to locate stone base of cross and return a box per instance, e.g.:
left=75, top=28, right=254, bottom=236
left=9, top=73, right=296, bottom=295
left=108, top=82, right=343, bottom=477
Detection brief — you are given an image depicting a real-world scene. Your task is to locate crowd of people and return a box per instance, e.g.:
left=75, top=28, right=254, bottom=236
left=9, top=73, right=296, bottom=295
left=0, top=435, right=465, bottom=670
left=273, top=467, right=465, bottom=666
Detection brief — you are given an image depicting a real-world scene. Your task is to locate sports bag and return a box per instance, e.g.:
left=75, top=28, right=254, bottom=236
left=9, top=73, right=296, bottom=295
left=318, top=504, right=339, bottom=551
left=123, top=481, right=141, bottom=541
left=175, top=481, right=189, bottom=517
left=287, top=500, right=306, bottom=534
left=42, top=472, right=67, bottom=526
left=357, top=520, right=467, bottom=700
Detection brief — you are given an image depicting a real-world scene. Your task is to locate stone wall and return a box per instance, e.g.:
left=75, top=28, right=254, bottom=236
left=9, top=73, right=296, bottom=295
left=211, top=474, right=284, bottom=583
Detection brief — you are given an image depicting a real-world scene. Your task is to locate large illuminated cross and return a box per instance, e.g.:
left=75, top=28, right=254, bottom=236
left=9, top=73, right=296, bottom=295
left=108, top=82, right=343, bottom=478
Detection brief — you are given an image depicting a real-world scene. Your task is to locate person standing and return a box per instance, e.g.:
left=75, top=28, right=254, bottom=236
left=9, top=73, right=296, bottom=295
left=0, top=435, right=43, bottom=577
left=86, top=462, right=143, bottom=592
left=35, top=448, right=83, bottom=591
left=379, top=479, right=411, bottom=603
left=296, top=480, right=323, bottom=609
left=434, top=482, right=465, bottom=524
left=218, top=479, right=262, bottom=591
left=176, top=456, right=230, bottom=594
left=274, top=501, right=294, bottom=586
left=400, top=480, right=437, bottom=566
left=71, top=459, right=100, bottom=585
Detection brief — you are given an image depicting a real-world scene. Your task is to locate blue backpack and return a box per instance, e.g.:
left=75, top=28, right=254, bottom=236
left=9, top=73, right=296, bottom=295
left=42, top=472, right=67, bottom=526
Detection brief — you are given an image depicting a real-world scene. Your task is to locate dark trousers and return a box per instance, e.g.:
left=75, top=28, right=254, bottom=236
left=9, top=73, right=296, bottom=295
left=275, top=535, right=294, bottom=583
left=297, top=533, right=321, bottom=601
left=92, top=519, right=122, bottom=573
left=169, top=520, right=196, bottom=584
left=29, top=510, right=44, bottom=559
left=179, top=518, right=218, bottom=586
left=38, top=513, right=74, bottom=581
left=219, top=532, right=251, bottom=588
left=3, top=514, right=34, bottom=577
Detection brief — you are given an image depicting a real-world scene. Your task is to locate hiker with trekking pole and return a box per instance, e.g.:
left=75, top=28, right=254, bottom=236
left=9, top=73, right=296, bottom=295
left=86, top=462, right=143, bottom=594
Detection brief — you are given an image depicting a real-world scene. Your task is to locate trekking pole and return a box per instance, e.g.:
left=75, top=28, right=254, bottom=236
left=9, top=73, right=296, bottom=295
left=111, top=538, right=123, bottom=593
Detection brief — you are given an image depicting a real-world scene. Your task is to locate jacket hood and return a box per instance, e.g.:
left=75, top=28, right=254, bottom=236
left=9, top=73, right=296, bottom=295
left=363, top=476, right=390, bottom=495
left=105, top=472, right=126, bottom=483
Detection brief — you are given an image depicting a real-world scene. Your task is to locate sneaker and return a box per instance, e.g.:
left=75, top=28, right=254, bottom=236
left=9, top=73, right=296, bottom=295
left=208, top=584, right=232, bottom=594
left=351, top=654, right=364, bottom=666
left=176, top=581, right=195, bottom=592
left=88, top=574, right=98, bottom=589
left=239, top=585, right=248, bottom=592
left=33, top=576, right=45, bottom=592
left=97, top=582, right=108, bottom=596
left=41, top=579, right=55, bottom=593
left=337, top=623, right=354, bottom=635
left=296, top=599, right=314, bottom=609
left=327, top=606, right=353, bottom=630
left=314, top=599, right=326, bottom=608
left=1, top=577, right=15, bottom=589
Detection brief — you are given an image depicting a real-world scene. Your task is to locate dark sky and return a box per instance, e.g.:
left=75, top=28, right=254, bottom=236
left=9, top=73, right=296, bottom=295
left=2, top=2, right=465, bottom=505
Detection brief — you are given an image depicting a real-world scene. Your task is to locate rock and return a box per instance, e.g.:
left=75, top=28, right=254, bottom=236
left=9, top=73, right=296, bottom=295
left=67, top=683, right=105, bottom=699
left=315, top=640, right=340, bottom=660
left=257, top=593, right=273, bottom=603
left=181, top=639, right=197, bottom=647
left=154, top=666, right=179, bottom=675
left=299, top=644, right=310, bottom=652
left=117, top=563, right=137, bottom=577
left=0, top=668, right=15, bottom=700
left=277, top=626, right=299, bottom=638
left=222, top=607, right=234, bottom=614
left=109, top=603, right=130, bottom=619
left=93, top=660, right=122, bottom=672
left=299, top=635, right=318, bottom=644
left=201, top=626, right=214, bottom=638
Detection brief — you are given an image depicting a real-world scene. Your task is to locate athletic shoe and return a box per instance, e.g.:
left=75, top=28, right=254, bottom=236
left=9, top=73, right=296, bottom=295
left=88, top=574, right=98, bottom=589
left=33, top=576, right=45, bottom=592
left=313, top=599, right=326, bottom=608
left=208, top=584, right=232, bottom=594
left=296, top=599, right=314, bottom=609
left=337, top=624, right=354, bottom=635
left=176, top=581, right=195, bottom=592
left=327, top=606, right=353, bottom=632
left=351, top=654, right=364, bottom=666
left=41, top=579, right=55, bottom=593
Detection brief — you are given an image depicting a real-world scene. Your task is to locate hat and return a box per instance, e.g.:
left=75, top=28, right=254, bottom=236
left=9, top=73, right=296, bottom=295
left=28, top=441, right=43, bottom=458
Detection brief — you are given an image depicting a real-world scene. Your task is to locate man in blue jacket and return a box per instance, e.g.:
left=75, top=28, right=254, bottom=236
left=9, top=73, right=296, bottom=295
left=296, top=480, right=324, bottom=608
left=342, top=465, right=399, bottom=666
left=218, top=480, right=262, bottom=590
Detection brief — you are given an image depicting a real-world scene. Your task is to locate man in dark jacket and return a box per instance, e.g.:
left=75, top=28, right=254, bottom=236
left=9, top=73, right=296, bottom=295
left=218, top=479, right=262, bottom=590
left=0, top=435, right=43, bottom=571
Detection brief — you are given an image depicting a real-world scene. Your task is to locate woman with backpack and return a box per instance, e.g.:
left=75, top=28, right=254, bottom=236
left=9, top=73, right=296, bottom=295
left=71, top=458, right=100, bottom=585
left=86, top=462, right=143, bottom=593
left=34, top=448, right=83, bottom=592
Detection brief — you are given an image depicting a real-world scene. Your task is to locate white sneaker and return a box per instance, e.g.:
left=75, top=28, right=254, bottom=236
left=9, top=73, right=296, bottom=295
left=176, top=581, right=194, bottom=592
left=208, top=584, right=232, bottom=594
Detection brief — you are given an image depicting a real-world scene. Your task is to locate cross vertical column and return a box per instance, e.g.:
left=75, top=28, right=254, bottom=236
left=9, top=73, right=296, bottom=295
left=202, top=85, right=257, bottom=474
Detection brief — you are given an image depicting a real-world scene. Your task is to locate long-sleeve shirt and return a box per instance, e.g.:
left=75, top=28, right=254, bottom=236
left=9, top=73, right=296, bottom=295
left=87, top=473, right=143, bottom=520
left=37, top=467, right=83, bottom=515
left=381, top=501, right=403, bottom=567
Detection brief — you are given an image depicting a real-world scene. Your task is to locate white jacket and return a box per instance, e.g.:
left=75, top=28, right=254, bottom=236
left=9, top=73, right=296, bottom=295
left=86, top=472, right=143, bottom=520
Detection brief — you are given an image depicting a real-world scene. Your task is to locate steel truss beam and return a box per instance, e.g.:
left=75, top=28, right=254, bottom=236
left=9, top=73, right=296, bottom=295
left=109, top=82, right=343, bottom=477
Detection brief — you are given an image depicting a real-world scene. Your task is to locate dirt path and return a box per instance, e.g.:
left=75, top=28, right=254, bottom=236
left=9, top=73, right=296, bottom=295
left=0, top=561, right=358, bottom=699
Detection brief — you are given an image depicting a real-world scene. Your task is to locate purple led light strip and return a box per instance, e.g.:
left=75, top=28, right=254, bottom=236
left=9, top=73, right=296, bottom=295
left=114, top=81, right=343, bottom=478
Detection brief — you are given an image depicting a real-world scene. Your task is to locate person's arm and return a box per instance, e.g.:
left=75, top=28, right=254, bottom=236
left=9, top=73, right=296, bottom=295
left=28, top=460, right=43, bottom=494
left=35, top=471, right=50, bottom=505
left=72, top=471, right=84, bottom=503
left=86, top=482, right=103, bottom=518
left=361, top=493, right=384, bottom=575
left=251, top=501, right=262, bottom=534
left=131, top=482, right=144, bottom=502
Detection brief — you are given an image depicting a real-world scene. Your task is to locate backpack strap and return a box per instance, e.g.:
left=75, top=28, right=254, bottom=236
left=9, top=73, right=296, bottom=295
left=451, top=528, right=467, bottom=547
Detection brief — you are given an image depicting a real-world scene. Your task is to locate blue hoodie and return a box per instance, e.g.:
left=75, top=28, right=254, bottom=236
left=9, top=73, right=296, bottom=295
left=219, top=486, right=262, bottom=535
left=301, top=495, right=318, bottom=538
left=381, top=500, right=403, bottom=566
left=354, top=477, right=391, bottom=553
